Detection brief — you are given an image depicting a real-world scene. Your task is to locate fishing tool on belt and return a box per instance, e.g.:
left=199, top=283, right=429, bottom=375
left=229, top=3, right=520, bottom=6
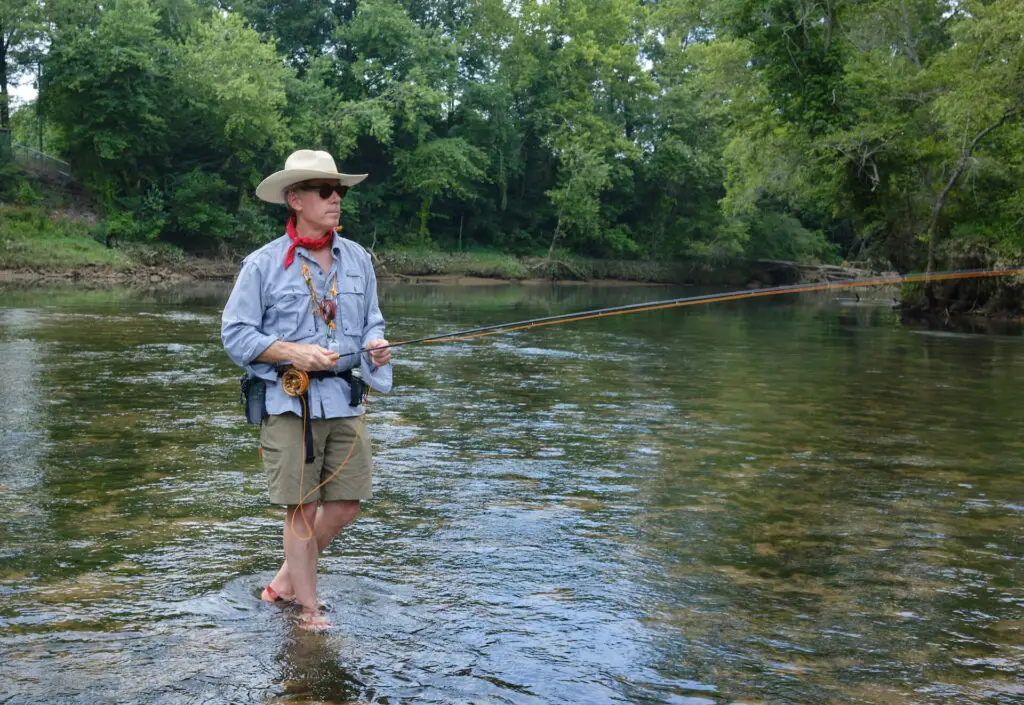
left=239, top=374, right=268, bottom=425
left=274, top=365, right=369, bottom=462
left=279, top=366, right=367, bottom=406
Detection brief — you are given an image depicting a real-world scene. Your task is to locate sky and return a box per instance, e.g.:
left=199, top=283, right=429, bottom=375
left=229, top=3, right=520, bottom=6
left=10, top=77, right=38, bottom=107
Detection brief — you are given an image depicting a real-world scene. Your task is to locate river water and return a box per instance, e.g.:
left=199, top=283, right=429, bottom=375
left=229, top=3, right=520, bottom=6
left=0, top=281, right=1021, bottom=704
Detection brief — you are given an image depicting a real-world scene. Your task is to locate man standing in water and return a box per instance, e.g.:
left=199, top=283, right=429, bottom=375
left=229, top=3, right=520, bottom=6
left=221, top=150, right=392, bottom=631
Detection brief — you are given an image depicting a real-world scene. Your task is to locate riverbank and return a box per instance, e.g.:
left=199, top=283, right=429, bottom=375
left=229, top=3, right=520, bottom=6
left=0, top=258, right=239, bottom=287
left=0, top=236, right=861, bottom=290
left=1, top=235, right=858, bottom=287
left=0, top=201, right=872, bottom=289
left=0, top=252, right=852, bottom=289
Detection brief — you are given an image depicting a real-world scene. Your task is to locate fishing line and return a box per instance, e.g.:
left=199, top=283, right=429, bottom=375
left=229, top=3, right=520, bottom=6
left=284, top=363, right=381, bottom=541
left=283, top=268, right=1023, bottom=534
left=271, top=266, right=1022, bottom=601
left=356, top=267, right=1024, bottom=354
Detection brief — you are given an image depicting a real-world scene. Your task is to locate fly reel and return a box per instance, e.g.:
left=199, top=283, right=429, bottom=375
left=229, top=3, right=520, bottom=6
left=280, top=367, right=310, bottom=396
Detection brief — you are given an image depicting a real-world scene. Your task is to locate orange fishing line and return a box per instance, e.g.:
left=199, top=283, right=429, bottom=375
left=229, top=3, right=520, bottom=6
left=284, top=266, right=1024, bottom=536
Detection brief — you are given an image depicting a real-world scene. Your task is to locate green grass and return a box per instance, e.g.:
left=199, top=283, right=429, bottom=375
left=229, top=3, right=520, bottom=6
left=378, top=247, right=530, bottom=279
left=0, top=199, right=754, bottom=287
left=377, top=246, right=753, bottom=284
left=0, top=205, right=133, bottom=270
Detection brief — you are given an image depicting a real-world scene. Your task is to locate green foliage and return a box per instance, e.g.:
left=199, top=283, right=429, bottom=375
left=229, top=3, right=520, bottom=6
left=545, top=144, right=616, bottom=255
left=42, top=0, right=169, bottom=195
left=9, top=101, right=66, bottom=156
left=5, top=0, right=1019, bottom=277
left=0, top=204, right=132, bottom=269
left=168, top=11, right=291, bottom=163
left=396, top=137, right=488, bottom=240
left=0, top=0, right=46, bottom=127
left=742, top=212, right=840, bottom=264
left=232, top=196, right=279, bottom=244
left=163, top=170, right=234, bottom=241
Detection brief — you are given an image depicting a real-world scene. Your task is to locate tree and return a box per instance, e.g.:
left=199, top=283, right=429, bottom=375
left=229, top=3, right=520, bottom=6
left=41, top=0, right=169, bottom=197
left=924, top=0, right=1024, bottom=271
left=0, top=0, right=44, bottom=128
left=231, top=0, right=343, bottom=68
left=396, top=137, right=487, bottom=240
left=168, top=10, right=291, bottom=167
left=545, top=143, right=612, bottom=256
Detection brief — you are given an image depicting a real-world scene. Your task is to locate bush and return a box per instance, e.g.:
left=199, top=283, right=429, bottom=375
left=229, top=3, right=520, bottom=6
left=0, top=204, right=132, bottom=269
left=164, top=170, right=235, bottom=243
left=743, top=212, right=840, bottom=264
left=233, top=197, right=280, bottom=245
left=116, top=241, right=188, bottom=267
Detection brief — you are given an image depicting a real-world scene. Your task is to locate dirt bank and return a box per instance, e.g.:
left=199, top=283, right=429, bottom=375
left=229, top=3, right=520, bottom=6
left=0, top=259, right=239, bottom=288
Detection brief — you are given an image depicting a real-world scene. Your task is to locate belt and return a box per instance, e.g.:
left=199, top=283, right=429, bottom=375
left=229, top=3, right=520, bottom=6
left=306, top=369, right=355, bottom=382
left=276, top=367, right=364, bottom=463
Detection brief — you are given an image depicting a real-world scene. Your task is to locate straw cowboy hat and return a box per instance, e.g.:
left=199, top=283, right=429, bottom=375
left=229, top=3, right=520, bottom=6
left=255, top=149, right=368, bottom=204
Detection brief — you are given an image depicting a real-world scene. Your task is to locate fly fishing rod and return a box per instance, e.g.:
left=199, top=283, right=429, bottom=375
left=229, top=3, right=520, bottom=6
left=356, top=266, right=1024, bottom=356
left=286, top=265, right=1024, bottom=531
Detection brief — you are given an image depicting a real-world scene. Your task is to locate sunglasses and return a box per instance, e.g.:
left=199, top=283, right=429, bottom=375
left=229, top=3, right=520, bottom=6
left=297, top=183, right=349, bottom=200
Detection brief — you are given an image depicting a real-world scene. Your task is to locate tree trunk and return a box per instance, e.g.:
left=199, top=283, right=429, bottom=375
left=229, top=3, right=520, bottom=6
left=547, top=220, right=563, bottom=259
left=418, top=194, right=433, bottom=240
left=0, top=40, right=9, bottom=130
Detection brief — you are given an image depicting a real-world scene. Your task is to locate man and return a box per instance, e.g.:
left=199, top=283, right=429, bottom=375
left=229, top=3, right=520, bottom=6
left=222, top=149, right=393, bottom=631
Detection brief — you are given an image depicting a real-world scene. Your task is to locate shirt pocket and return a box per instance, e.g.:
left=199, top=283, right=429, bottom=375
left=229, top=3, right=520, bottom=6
left=266, top=290, right=315, bottom=341
left=337, top=269, right=366, bottom=337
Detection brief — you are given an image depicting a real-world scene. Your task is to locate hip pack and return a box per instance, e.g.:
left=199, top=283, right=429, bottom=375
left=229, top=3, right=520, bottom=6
left=239, top=374, right=267, bottom=424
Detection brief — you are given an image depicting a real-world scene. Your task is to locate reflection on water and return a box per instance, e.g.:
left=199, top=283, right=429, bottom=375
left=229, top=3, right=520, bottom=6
left=0, top=280, right=1021, bottom=704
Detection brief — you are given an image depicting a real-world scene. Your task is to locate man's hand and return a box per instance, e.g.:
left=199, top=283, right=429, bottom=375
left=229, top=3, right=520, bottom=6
left=285, top=343, right=339, bottom=372
left=366, top=339, right=391, bottom=367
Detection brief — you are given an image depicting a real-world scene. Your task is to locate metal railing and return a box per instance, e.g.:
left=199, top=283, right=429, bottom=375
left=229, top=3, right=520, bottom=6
left=10, top=141, right=73, bottom=181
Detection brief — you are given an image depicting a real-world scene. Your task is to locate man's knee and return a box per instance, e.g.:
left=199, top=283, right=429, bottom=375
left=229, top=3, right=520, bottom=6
left=285, top=502, right=319, bottom=541
left=323, top=500, right=360, bottom=529
left=288, top=502, right=318, bottom=520
left=333, top=499, right=361, bottom=522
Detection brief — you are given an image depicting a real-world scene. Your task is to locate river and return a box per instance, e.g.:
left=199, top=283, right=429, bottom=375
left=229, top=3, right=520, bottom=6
left=0, top=281, right=1021, bottom=704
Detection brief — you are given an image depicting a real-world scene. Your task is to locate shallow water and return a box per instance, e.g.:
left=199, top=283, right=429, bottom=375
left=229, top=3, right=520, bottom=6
left=0, top=281, right=1021, bottom=704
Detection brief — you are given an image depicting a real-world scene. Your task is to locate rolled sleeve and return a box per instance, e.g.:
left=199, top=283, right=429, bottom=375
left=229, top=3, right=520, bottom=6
left=222, top=258, right=278, bottom=377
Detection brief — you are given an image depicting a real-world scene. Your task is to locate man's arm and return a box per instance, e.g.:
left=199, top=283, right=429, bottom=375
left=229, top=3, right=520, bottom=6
left=222, top=258, right=337, bottom=373
left=359, top=253, right=393, bottom=393
left=256, top=340, right=338, bottom=372
left=222, top=259, right=277, bottom=373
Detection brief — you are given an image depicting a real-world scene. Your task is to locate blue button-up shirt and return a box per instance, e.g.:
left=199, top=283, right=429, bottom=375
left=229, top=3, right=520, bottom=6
left=221, top=231, right=392, bottom=418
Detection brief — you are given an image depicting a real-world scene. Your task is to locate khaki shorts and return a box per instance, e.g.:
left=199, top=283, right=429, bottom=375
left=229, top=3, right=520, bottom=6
left=260, top=413, right=373, bottom=505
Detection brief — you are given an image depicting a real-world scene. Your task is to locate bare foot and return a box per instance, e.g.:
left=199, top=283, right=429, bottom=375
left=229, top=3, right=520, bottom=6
left=261, top=585, right=290, bottom=604
left=298, top=607, right=332, bottom=632
left=261, top=586, right=328, bottom=611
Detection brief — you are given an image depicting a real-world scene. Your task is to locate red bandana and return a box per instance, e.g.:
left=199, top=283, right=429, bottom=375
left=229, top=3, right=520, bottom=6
left=283, top=215, right=335, bottom=269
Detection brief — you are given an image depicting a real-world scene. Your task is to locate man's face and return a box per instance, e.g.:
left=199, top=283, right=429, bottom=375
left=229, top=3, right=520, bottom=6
left=287, top=179, right=346, bottom=231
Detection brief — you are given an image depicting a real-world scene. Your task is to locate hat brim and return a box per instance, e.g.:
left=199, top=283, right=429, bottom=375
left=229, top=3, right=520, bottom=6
left=255, top=169, right=369, bottom=204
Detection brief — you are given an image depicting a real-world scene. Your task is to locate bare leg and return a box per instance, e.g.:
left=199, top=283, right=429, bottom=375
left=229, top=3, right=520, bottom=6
left=282, top=502, right=319, bottom=610
left=264, top=500, right=360, bottom=602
